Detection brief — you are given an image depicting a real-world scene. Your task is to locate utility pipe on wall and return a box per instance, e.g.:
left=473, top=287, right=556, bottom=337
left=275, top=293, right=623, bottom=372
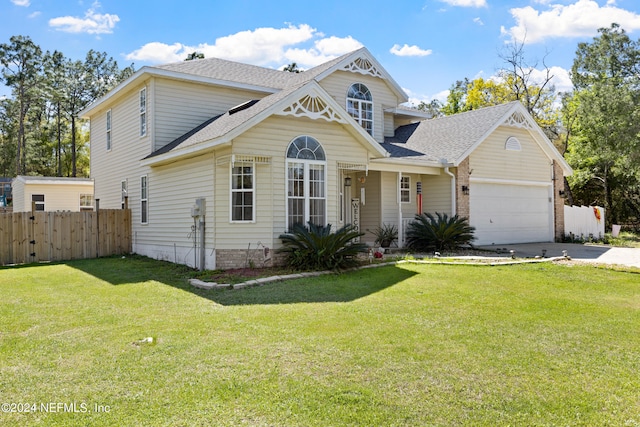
left=442, top=161, right=456, bottom=216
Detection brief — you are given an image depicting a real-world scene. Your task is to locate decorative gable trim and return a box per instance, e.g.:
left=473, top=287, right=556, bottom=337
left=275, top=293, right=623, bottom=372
left=278, top=94, right=347, bottom=123
left=503, top=110, right=534, bottom=130
left=342, top=57, right=384, bottom=79
left=216, top=154, right=271, bottom=166
left=337, top=162, right=368, bottom=173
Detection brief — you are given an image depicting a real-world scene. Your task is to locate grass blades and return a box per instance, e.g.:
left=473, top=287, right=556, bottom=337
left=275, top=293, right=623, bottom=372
left=1, top=257, right=639, bottom=426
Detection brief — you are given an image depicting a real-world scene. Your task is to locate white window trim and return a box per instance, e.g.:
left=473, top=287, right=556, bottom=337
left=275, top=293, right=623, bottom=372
left=31, top=194, right=45, bottom=211
left=400, top=176, right=411, bottom=203
left=140, top=175, right=148, bottom=224
left=229, top=161, right=255, bottom=223
left=346, top=83, right=374, bottom=136
left=121, top=179, right=128, bottom=209
left=285, top=159, right=327, bottom=230
left=139, top=87, right=147, bottom=138
left=106, top=109, right=112, bottom=151
left=79, top=193, right=94, bottom=211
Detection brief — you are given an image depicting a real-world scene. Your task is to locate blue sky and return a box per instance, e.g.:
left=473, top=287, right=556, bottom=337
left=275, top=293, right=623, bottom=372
left=3, top=0, right=640, bottom=104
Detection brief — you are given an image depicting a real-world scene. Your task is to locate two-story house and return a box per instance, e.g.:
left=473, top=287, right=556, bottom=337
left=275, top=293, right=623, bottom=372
left=80, top=47, right=571, bottom=269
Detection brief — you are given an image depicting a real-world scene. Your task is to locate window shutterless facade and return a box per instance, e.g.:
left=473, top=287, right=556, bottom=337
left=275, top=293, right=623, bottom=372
left=139, top=88, right=147, bottom=137
left=286, top=136, right=326, bottom=230
left=80, top=194, right=94, bottom=211
left=32, top=194, right=45, bottom=211
left=121, top=180, right=128, bottom=209
left=140, top=175, right=148, bottom=224
left=106, top=109, right=112, bottom=150
left=400, top=176, right=411, bottom=203
left=230, top=162, right=254, bottom=222
left=347, top=83, right=373, bottom=136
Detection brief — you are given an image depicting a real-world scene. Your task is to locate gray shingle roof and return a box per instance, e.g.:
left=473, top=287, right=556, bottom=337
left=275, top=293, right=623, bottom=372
left=382, top=102, right=518, bottom=164
left=145, top=83, right=306, bottom=159
left=155, top=57, right=294, bottom=89
left=153, top=49, right=360, bottom=91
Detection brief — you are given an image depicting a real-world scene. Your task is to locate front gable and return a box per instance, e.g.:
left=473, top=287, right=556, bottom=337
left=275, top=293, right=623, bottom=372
left=456, top=103, right=572, bottom=176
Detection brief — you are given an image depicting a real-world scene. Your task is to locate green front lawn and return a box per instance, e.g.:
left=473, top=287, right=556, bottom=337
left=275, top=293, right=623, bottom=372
left=1, top=257, right=639, bottom=426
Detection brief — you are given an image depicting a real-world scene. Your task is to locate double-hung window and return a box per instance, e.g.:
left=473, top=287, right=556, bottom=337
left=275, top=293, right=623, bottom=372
left=140, top=175, right=148, bottom=224
left=106, top=109, right=112, bottom=150
left=286, top=136, right=326, bottom=230
left=80, top=194, right=94, bottom=211
left=121, top=180, right=128, bottom=209
left=32, top=194, right=45, bottom=211
left=231, top=162, right=254, bottom=222
left=139, top=88, right=147, bottom=137
left=400, top=176, right=411, bottom=203
left=347, top=83, right=373, bottom=136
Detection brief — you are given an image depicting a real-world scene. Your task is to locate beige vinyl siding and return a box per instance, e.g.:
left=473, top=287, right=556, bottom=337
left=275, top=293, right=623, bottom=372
left=216, top=115, right=371, bottom=250
left=153, top=78, right=267, bottom=151
left=11, top=180, right=24, bottom=212
left=381, top=171, right=399, bottom=226
left=383, top=113, right=395, bottom=137
left=133, top=154, right=214, bottom=263
left=400, top=173, right=421, bottom=220
left=319, top=71, right=400, bottom=143
left=470, top=126, right=552, bottom=182
left=358, top=171, right=381, bottom=245
left=90, top=85, right=150, bottom=210
left=424, top=173, right=452, bottom=215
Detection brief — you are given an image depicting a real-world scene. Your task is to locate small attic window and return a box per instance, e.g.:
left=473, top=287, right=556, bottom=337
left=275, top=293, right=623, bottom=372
left=505, top=136, right=522, bottom=151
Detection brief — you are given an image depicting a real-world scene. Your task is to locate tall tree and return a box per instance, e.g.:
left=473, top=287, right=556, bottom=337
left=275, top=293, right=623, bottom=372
left=0, top=35, right=43, bottom=175
left=61, top=50, right=134, bottom=176
left=44, top=50, right=67, bottom=176
left=567, top=23, right=640, bottom=225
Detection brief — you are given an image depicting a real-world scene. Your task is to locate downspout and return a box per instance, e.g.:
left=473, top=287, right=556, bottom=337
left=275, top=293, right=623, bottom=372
left=442, top=160, right=456, bottom=216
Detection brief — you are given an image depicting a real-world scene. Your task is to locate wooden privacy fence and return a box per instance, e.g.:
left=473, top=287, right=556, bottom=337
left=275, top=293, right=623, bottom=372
left=0, top=209, right=131, bottom=265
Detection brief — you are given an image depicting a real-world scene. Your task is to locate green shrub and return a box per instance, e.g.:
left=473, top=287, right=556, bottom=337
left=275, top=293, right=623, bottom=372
left=405, top=212, right=475, bottom=251
left=278, top=223, right=366, bottom=271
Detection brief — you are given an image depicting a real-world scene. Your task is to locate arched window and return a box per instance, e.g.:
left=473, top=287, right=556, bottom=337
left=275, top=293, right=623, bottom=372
left=347, top=83, right=373, bottom=135
left=286, top=136, right=326, bottom=230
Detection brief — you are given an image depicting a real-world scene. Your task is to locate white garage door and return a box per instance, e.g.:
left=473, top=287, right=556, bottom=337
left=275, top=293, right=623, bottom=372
left=470, top=182, right=553, bottom=246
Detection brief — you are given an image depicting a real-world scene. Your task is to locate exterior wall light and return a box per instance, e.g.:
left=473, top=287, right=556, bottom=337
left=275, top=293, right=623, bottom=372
left=461, top=185, right=469, bottom=195
left=344, top=177, right=352, bottom=187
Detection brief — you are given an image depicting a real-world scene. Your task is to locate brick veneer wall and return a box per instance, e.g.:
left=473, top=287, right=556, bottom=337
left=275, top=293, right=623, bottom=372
left=553, top=160, right=566, bottom=241
left=215, top=248, right=280, bottom=270
left=456, top=157, right=470, bottom=219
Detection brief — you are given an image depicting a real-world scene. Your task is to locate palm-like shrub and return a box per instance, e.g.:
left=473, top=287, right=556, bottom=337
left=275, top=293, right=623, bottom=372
left=405, top=212, right=475, bottom=251
left=278, top=222, right=366, bottom=271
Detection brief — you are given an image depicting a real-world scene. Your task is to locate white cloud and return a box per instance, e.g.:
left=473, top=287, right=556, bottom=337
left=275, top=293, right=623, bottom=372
left=473, top=17, right=484, bottom=26
left=49, top=1, right=119, bottom=35
left=28, top=11, right=40, bottom=18
left=439, top=0, right=486, bottom=7
left=11, top=0, right=30, bottom=6
left=502, top=0, right=640, bottom=44
left=531, top=66, right=573, bottom=93
left=404, top=87, right=449, bottom=106
left=390, top=44, right=432, bottom=57
left=125, top=25, right=363, bottom=68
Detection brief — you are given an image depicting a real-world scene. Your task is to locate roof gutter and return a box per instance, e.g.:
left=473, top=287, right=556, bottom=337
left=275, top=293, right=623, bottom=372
left=441, top=160, right=456, bottom=215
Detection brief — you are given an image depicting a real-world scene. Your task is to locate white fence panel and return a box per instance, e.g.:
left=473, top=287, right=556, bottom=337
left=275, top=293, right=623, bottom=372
left=564, top=205, right=605, bottom=239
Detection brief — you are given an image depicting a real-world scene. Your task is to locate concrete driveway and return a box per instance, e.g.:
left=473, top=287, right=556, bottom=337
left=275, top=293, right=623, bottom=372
left=478, top=242, right=640, bottom=269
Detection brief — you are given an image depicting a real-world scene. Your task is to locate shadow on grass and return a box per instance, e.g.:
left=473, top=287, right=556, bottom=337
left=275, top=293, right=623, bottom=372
left=201, top=266, right=418, bottom=306
left=64, top=255, right=417, bottom=305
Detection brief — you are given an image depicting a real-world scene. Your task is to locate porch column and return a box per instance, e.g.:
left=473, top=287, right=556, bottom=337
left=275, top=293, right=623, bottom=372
left=398, top=172, right=403, bottom=246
